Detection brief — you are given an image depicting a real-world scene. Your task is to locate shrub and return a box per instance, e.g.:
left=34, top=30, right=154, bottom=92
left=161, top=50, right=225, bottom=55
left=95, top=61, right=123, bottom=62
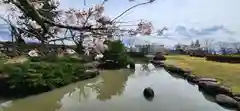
left=29, top=55, right=83, bottom=63
left=0, top=56, right=93, bottom=97
left=0, top=52, right=10, bottom=60
left=102, top=40, right=134, bottom=68
left=1, top=61, right=85, bottom=88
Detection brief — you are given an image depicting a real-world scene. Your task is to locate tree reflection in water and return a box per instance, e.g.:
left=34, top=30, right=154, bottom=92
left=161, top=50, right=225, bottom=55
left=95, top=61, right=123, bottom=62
left=96, top=70, right=130, bottom=101
left=138, top=64, right=152, bottom=76
left=66, top=70, right=131, bottom=102
left=85, top=70, right=131, bottom=101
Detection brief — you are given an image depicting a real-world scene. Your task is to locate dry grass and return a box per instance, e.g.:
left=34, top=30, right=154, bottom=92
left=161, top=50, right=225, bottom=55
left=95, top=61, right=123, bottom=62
left=165, top=55, right=240, bottom=93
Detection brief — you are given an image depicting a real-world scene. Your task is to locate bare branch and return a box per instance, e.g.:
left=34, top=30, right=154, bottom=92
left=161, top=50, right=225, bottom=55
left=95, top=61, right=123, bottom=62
left=111, top=0, right=154, bottom=22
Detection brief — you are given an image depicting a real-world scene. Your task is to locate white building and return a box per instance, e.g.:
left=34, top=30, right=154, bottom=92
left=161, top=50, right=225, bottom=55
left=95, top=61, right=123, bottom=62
left=131, top=44, right=168, bottom=54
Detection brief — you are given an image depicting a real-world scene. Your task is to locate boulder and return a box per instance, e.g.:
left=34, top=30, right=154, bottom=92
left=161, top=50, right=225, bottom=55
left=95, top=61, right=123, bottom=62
left=186, top=74, right=200, bottom=83
left=182, top=71, right=192, bottom=78
left=150, top=60, right=165, bottom=67
left=215, top=94, right=240, bottom=109
left=97, top=60, right=121, bottom=69
left=143, top=87, right=155, bottom=99
left=234, top=94, right=240, bottom=97
left=153, top=53, right=166, bottom=61
left=84, top=61, right=101, bottom=69
left=164, top=65, right=187, bottom=75
left=234, top=96, right=240, bottom=102
left=155, top=64, right=165, bottom=67
left=84, top=69, right=100, bottom=75
left=82, top=69, right=100, bottom=79
left=198, top=81, right=232, bottom=96
left=192, top=78, right=218, bottom=84
left=150, top=60, right=164, bottom=65
left=233, top=94, right=240, bottom=102
left=129, top=62, right=135, bottom=69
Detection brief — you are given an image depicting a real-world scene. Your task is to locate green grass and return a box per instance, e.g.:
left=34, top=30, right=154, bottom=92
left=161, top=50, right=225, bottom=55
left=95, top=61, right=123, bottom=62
left=165, top=55, right=240, bottom=93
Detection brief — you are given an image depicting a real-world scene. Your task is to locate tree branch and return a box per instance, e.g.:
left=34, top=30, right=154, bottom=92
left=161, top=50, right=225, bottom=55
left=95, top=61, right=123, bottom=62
left=111, top=0, right=153, bottom=22
left=15, top=0, right=48, bottom=33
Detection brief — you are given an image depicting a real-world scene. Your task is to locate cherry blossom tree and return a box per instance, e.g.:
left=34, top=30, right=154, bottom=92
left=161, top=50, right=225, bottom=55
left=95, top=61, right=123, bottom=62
left=1, top=0, right=157, bottom=57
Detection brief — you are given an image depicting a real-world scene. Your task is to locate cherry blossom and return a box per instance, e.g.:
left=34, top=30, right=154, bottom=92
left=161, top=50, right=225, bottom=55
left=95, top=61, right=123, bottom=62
left=1, top=0, right=157, bottom=58
left=28, top=49, right=39, bottom=57
left=94, top=53, right=104, bottom=60
left=65, top=48, right=76, bottom=55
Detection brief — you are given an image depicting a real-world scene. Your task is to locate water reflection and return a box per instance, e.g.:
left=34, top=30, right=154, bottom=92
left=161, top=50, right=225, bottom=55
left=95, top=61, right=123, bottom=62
left=140, top=64, right=151, bottom=72
left=94, top=70, right=130, bottom=101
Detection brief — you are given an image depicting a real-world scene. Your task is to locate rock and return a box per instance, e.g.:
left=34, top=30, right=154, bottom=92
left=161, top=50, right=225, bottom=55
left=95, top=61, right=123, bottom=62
left=234, top=94, right=240, bottom=98
left=233, top=94, right=240, bottom=102
left=129, top=62, right=135, bottom=69
left=193, top=78, right=218, bottom=84
left=153, top=52, right=166, bottom=61
left=164, top=65, right=186, bottom=75
left=198, top=81, right=232, bottom=96
left=186, top=74, right=199, bottom=83
left=150, top=60, right=165, bottom=67
left=215, top=94, right=240, bottom=109
left=150, top=60, right=164, bottom=64
left=84, top=69, right=100, bottom=75
left=234, top=96, right=240, bottom=102
left=182, top=71, right=191, bottom=78
left=155, top=64, right=165, bottom=67
left=84, top=61, right=101, bottom=69
left=143, top=87, right=155, bottom=99
left=97, top=60, right=120, bottom=69
left=82, top=69, right=100, bottom=79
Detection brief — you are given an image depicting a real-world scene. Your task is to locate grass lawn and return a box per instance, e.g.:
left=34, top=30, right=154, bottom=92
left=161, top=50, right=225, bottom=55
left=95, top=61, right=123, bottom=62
left=165, top=55, right=240, bottom=93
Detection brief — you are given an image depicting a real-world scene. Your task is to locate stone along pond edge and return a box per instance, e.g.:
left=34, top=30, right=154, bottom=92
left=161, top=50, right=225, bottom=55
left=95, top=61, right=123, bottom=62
left=162, top=64, right=240, bottom=111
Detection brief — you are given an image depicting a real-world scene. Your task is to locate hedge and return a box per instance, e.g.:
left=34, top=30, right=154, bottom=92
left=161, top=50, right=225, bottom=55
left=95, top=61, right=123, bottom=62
left=205, top=55, right=240, bottom=63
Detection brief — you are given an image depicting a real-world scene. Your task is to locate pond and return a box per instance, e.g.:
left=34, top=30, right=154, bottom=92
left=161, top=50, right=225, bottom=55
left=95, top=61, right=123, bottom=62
left=0, top=64, right=234, bottom=111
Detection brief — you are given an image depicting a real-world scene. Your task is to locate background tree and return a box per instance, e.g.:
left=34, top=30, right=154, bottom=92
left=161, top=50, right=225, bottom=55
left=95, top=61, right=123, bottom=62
left=232, top=42, right=240, bottom=54
left=157, top=27, right=167, bottom=36
left=218, top=42, right=229, bottom=55
left=202, top=39, right=214, bottom=54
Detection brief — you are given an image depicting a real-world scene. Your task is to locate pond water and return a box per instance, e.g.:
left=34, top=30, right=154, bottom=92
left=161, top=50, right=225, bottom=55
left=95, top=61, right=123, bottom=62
left=0, top=64, right=234, bottom=111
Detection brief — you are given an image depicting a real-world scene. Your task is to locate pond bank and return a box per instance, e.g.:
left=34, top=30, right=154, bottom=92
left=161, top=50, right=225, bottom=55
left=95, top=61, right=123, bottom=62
left=165, top=55, right=240, bottom=93
left=163, top=63, right=240, bottom=110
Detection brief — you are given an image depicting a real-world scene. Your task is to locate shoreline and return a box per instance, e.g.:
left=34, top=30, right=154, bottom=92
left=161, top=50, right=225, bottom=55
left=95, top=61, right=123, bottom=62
left=162, top=63, right=240, bottom=110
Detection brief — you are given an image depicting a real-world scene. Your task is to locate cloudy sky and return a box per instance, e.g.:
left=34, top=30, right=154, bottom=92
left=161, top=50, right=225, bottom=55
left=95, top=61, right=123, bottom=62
left=0, top=0, right=240, bottom=46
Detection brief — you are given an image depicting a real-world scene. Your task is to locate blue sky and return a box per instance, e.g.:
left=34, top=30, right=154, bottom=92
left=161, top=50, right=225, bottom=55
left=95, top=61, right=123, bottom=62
left=0, top=0, right=240, bottom=46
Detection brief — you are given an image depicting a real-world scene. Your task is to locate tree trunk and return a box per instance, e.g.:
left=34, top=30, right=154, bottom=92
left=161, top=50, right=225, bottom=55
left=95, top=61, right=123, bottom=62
left=75, top=42, right=84, bottom=55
